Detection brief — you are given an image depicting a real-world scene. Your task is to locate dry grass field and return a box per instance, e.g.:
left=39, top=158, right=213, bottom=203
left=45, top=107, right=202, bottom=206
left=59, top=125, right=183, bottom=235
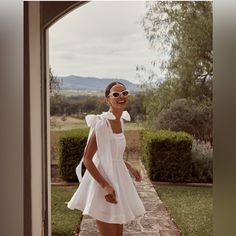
left=50, top=116, right=143, bottom=165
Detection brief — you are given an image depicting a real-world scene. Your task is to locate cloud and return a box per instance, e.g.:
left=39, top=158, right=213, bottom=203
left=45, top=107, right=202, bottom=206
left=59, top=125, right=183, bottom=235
left=49, top=1, right=160, bottom=84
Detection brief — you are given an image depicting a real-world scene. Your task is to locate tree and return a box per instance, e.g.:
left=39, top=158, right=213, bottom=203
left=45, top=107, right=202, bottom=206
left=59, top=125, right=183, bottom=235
left=49, top=66, right=65, bottom=118
left=49, top=66, right=62, bottom=94
left=140, top=1, right=212, bottom=102
left=127, top=93, right=146, bottom=121
left=139, top=1, right=213, bottom=127
left=142, top=78, right=176, bottom=125
left=50, top=94, right=68, bottom=116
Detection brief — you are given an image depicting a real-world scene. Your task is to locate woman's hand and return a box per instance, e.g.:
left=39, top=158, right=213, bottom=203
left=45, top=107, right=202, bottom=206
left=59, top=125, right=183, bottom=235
left=124, top=160, right=142, bottom=182
left=102, top=184, right=117, bottom=204
left=129, top=166, right=142, bottom=182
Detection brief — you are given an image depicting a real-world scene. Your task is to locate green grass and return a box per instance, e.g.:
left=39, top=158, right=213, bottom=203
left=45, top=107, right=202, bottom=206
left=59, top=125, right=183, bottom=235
left=154, top=185, right=213, bottom=236
left=51, top=186, right=82, bottom=236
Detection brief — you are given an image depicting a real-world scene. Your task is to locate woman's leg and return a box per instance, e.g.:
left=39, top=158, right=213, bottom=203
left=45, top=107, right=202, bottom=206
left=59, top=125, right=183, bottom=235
left=96, top=219, right=119, bottom=236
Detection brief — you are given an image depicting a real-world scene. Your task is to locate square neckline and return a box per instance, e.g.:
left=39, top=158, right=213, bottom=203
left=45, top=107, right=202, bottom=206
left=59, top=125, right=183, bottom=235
left=105, top=118, right=124, bottom=135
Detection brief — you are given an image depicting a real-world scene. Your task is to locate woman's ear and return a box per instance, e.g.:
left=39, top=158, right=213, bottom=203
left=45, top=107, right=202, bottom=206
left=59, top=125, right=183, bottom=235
left=105, top=97, right=109, bottom=106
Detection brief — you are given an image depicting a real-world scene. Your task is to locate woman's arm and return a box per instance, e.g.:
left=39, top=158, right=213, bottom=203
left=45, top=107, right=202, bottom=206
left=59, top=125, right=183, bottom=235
left=124, top=160, right=142, bottom=182
left=83, top=130, right=117, bottom=204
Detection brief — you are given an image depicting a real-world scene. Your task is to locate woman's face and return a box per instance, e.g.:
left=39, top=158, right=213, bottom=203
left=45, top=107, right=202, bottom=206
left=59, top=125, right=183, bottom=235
left=107, top=84, right=129, bottom=111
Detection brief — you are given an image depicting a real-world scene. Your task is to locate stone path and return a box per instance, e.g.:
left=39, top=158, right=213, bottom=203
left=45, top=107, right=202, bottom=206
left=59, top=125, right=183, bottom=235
left=78, top=159, right=182, bottom=236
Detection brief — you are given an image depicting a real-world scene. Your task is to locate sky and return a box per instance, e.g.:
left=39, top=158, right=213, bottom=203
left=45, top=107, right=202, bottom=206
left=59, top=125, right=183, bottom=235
left=49, top=1, right=160, bottom=85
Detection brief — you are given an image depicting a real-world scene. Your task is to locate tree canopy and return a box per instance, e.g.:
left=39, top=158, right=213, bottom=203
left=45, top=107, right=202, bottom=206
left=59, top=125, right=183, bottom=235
left=141, top=1, right=213, bottom=103
left=138, top=1, right=213, bottom=142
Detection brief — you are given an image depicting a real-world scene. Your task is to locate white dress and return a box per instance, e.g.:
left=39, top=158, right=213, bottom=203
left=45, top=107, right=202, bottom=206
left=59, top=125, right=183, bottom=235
left=67, top=111, right=146, bottom=224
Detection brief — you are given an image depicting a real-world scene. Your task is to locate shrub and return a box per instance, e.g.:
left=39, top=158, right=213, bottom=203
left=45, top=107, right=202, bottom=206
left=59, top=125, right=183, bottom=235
left=141, top=129, right=193, bottom=182
left=156, top=99, right=212, bottom=144
left=190, top=139, right=213, bottom=183
left=59, top=128, right=89, bottom=182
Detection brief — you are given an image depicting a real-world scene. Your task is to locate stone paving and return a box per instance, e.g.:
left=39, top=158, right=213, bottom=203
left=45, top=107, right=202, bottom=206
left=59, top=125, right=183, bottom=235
left=78, top=160, right=182, bottom=236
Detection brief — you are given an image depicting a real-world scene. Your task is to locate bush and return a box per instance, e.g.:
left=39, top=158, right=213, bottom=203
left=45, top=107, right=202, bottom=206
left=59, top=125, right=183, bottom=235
left=190, top=139, right=213, bottom=183
left=156, top=99, right=212, bottom=144
left=141, top=129, right=193, bottom=182
left=59, top=128, right=89, bottom=182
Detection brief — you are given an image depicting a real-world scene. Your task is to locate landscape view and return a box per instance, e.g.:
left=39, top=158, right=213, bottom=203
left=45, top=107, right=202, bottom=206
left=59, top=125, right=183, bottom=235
left=49, top=1, right=213, bottom=236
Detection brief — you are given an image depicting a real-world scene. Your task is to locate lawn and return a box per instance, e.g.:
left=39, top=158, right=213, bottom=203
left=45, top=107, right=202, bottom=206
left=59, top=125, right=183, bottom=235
left=154, top=184, right=213, bottom=236
left=50, top=115, right=143, bottom=131
left=51, top=116, right=87, bottom=131
left=51, top=186, right=82, bottom=236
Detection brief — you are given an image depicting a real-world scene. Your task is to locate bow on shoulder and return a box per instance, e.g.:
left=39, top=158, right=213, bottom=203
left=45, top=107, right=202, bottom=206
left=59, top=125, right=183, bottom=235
left=85, top=111, right=131, bottom=127
left=101, top=110, right=131, bottom=121
left=85, top=114, right=101, bottom=128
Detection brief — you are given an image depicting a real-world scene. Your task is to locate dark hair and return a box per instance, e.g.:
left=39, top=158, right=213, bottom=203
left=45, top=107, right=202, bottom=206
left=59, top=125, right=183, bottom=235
left=105, top=81, right=126, bottom=97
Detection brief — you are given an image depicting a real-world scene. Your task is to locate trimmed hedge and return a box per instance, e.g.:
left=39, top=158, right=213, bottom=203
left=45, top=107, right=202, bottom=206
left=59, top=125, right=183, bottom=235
left=59, top=128, right=89, bottom=182
left=141, top=129, right=193, bottom=182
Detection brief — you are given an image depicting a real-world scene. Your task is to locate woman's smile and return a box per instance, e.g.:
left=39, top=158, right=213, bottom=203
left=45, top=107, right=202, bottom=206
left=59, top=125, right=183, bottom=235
left=117, top=100, right=125, bottom=104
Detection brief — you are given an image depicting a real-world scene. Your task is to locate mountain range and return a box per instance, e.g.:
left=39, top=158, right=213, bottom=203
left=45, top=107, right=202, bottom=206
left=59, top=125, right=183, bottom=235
left=58, top=75, right=141, bottom=92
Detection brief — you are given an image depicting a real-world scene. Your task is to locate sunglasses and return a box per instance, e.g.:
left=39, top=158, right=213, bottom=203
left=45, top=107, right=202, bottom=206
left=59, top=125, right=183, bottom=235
left=108, top=90, right=129, bottom=98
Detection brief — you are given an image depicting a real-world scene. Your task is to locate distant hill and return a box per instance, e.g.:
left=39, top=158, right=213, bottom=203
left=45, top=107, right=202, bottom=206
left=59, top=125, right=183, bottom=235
left=58, top=75, right=141, bottom=92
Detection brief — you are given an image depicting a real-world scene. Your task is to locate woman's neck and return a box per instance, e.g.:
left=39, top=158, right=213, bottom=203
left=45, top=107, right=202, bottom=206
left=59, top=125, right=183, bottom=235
left=109, top=109, right=123, bottom=120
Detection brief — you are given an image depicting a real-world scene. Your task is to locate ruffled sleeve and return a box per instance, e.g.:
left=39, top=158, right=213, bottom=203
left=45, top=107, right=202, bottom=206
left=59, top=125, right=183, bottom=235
left=75, top=114, right=99, bottom=182
left=75, top=114, right=115, bottom=186
left=85, top=114, right=100, bottom=128
left=93, top=118, right=114, bottom=183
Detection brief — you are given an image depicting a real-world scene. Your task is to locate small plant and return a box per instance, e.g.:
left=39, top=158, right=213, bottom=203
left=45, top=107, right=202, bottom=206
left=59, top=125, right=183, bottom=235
left=61, top=114, right=67, bottom=122
left=191, top=139, right=213, bottom=182
left=50, top=117, right=61, bottom=130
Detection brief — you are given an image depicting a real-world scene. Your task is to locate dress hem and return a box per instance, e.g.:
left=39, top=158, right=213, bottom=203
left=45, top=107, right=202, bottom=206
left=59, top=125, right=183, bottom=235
left=68, top=203, right=146, bottom=224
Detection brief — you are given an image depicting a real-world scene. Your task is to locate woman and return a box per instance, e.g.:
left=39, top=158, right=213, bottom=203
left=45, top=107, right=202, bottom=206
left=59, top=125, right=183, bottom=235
left=67, top=81, right=146, bottom=236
